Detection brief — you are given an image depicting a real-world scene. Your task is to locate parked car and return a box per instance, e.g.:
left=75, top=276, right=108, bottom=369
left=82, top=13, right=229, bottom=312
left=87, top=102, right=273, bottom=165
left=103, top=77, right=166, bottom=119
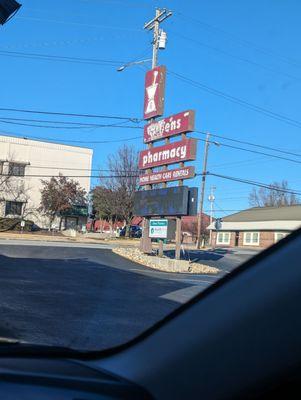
left=119, top=225, right=142, bottom=238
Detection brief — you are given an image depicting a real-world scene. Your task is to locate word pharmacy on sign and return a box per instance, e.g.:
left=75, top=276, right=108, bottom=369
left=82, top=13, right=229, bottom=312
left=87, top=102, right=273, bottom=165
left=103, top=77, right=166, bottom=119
left=139, top=138, right=197, bottom=169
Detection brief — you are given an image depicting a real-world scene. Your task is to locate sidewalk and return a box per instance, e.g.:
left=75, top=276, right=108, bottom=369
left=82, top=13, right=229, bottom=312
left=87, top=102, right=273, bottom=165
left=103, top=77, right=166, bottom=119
left=0, top=231, right=141, bottom=247
left=0, top=231, right=212, bottom=252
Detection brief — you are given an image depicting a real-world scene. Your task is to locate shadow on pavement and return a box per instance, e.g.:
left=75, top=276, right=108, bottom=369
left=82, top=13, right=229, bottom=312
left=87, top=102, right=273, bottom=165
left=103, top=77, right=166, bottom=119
left=0, top=252, right=191, bottom=351
left=164, top=248, right=227, bottom=262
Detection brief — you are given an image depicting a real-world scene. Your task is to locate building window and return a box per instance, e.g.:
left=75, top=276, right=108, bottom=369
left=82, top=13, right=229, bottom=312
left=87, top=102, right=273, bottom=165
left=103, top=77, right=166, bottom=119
left=5, top=201, right=23, bottom=216
left=243, top=232, right=260, bottom=246
left=8, top=163, right=26, bottom=177
left=0, top=162, right=3, bottom=175
left=274, top=232, right=288, bottom=243
left=216, top=231, right=231, bottom=245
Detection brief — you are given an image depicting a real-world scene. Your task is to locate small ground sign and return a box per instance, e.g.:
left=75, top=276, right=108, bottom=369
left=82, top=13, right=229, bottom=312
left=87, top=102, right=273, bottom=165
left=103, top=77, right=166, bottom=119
left=149, top=219, right=168, bottom=238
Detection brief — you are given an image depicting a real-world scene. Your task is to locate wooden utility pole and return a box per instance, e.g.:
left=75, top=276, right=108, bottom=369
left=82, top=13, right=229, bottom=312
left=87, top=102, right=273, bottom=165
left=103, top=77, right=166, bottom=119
left=196, top=132, right=210, bottom=249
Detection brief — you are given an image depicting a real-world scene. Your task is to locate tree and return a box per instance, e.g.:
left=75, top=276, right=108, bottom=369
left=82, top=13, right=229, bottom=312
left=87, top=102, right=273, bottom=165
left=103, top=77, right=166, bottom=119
left=249, top=180, right=299, bottom=207
left=92, top=186, right=120, bottom=232
left=97, top=144, right=139, bottom=236
left=39, top=174, right=87, bottom=229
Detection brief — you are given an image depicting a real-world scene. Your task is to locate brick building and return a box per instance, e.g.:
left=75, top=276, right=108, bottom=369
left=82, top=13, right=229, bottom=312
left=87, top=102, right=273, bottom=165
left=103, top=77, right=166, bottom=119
left=208, top=205, right=301, bottom=248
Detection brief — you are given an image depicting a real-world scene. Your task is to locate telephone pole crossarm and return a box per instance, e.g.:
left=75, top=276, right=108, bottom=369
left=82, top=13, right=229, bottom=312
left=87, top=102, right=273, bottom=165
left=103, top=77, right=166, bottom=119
left=143, top=9, right=172, bottom=31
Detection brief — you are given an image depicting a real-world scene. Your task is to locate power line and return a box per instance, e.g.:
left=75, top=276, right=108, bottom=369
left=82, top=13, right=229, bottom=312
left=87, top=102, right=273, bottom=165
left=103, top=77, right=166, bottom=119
left=4, top=169, right=301, bottom=195
left=0, top=132, right=141, bottom=144
left=195, top=130, right=301, bottom=158
left=27, top=166, right=134, bottom=172
left=204, top=209, right=243, bottom=212
left=168, top=69, right=301, bottom=129
left=4, top=174, right=139, bottom=179
left=192, top=136, right=301, bottom=165
left=0, top=119, right=143, bottom=130
left=205, top=172, right=301, bottom=195
left=0, top=116, right=137, bottom=128
left=175, top=12, right=301, bottom=69
left=0, top=49, right=126, bottom=67
left=0, top=107, right=141, bottom=122
left=16, top=16, right=142, bottom=33
left=170, top=30, right=301, bottom=82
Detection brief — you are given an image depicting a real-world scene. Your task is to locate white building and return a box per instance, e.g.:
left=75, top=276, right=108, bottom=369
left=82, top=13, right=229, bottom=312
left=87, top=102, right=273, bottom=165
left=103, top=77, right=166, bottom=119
left=0, top=135, right=93, bottom=229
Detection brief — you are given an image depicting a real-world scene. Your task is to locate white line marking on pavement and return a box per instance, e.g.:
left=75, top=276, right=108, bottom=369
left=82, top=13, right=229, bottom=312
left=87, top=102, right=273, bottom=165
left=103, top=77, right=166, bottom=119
left=160, top=285, right=208, bottom=304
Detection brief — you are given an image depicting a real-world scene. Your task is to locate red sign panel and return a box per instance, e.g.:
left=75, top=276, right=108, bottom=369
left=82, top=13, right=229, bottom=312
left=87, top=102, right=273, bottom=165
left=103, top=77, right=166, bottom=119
left=143, top=65, right=166, bottom=120
left=144, top=110, right=195, bottom=143
left=139, top=166, right=195, bottom=186
left=139, top=139, right=197, bottom=170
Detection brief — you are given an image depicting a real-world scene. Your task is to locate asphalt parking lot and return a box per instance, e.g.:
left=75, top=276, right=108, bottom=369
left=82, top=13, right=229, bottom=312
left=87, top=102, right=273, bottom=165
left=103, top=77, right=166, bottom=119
left=0, top=240, right=259, bottom=351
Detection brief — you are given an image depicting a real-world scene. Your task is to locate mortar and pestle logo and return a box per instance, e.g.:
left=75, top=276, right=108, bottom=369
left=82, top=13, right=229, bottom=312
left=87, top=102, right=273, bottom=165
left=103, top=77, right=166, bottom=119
left=145, top=70, right=159, bottom=115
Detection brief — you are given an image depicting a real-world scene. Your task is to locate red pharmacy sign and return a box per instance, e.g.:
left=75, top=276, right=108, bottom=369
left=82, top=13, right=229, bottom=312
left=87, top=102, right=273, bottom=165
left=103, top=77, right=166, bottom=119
left=144, top=110, right=195, bottom=143
left=138, top=138, right=197, bottom=170
left=143, top=65, right=166, bottom=120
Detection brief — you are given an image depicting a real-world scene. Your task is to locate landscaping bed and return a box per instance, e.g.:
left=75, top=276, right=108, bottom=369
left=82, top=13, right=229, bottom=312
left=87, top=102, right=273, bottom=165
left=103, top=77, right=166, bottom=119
left=113, top=247, right=220, bottom=274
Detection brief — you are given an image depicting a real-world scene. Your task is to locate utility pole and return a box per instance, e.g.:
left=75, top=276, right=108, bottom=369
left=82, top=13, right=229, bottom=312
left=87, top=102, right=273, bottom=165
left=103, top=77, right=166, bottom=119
left=208, top=186, right=216, bottom=246
left=196, top=132, right=210, bottom=249
left=144, top=8, right=172, bottom=69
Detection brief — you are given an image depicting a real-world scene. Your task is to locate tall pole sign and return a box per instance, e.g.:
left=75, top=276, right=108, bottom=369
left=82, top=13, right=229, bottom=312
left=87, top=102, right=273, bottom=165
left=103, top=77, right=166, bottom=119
left=138, top=8, right=198, bottom=260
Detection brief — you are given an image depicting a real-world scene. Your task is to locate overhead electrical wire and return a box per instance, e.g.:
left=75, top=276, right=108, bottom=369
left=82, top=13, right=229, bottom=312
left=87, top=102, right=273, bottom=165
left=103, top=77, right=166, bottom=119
left=175, top=12, right=301, bottom=69
left=192, top=136, right=301, bottom=165
left=5, top=171, right=301, bottom=196
left=168, top=69, right=301, bottom=129
left=0, top=107, right=141, bottom=122
left=195, top=130, right=301, bottom=158
left=0, top=49, right=125, bottom=67
left=0, top=131, right=141, bottom=144
left=204, top=172, right=301, bottom=195
left=0, top=108, right=300, bottom=157
left=16, top=16, right=142, bottom=33
left=0, top=119, right=143, bottom=130
left=170, top=30, right=301, bottom=82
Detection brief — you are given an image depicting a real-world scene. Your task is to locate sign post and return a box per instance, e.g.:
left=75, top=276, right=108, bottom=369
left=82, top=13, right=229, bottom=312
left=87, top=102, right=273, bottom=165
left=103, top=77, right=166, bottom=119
left=149, top=219, right=168, bottom=257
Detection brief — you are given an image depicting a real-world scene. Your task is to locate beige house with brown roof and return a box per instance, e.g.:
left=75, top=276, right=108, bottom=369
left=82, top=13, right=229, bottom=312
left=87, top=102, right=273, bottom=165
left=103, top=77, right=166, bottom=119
left=207, top=205, right=301, bottom=248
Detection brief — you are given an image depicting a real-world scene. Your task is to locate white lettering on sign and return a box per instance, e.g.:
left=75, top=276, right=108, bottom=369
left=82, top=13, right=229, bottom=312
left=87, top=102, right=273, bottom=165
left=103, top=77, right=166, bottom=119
left=146, top=116, right=182, bottom=141
left=142, top=145, right=187, bottom=167
left=144, top=110, right=195, bottom=143
left=139, top=166, right=195, bottom=186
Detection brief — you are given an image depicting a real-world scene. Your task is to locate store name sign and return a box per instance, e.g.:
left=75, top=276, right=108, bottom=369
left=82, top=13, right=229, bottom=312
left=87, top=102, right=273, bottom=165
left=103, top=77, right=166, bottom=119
left=138, top=138, right=197, bottom=170
left=144, top=110, right=195, bottom=143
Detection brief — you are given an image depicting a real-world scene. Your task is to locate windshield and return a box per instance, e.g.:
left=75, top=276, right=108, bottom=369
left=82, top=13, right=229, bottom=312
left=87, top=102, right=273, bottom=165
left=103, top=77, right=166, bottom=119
left=0, top=0, right=300, bottom=352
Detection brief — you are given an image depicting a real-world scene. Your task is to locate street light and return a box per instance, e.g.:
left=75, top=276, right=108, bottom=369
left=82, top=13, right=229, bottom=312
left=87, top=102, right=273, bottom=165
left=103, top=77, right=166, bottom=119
left=0, top=0, right=21, bottom=25
left=117, top=58, right=152, bottom=72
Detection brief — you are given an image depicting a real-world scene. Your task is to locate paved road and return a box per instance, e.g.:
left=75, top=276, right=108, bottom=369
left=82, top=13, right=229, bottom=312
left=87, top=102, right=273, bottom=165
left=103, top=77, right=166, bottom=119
left=0, top=240, right=258, bottom=351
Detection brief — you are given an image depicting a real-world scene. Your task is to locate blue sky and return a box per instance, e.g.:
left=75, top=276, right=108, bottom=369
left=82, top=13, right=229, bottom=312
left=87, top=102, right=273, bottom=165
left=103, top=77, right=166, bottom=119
left=1, top=0, right=301, bottom=217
